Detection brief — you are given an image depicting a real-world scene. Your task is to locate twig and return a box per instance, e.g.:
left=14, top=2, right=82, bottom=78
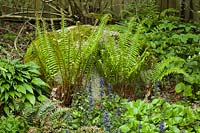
left=14, top=20, right=29, bottom=50
left=0, top=15, right=73, bottom=22
left=8, top=11, right=62, bottom=17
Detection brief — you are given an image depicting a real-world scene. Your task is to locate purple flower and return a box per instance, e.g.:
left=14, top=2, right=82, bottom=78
left=66, top=130, right=70, bottom=133
left=100, top=78, right=105, bottom=97
left=103, top=110, right=110, bottom=132
left=100, top=78, right=104, bottom=88
left=159, top=121, right=165, bottom=133
left=138, top=123, right=142, bottom=133
left=88, top=96, right=93, bottom=112
left=108, top=83, right=112, bottom=95
left=88, top=80, right=92, bottom=96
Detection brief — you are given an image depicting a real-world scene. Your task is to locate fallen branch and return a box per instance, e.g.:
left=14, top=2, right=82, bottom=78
left=0, top=15, right=74, bottom=22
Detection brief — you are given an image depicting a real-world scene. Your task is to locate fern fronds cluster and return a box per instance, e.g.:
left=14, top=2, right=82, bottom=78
left=22, top=99, right=70, bottom=132
left=148, top=56, right=188, bottom=82
left=24, top=14, right=111, bottom=105
left=97, top=18, right=150, bottom=85
left=24, top=14, right=188, bottom=102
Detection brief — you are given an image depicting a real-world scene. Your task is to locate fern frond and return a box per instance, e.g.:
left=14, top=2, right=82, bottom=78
left=22, top=100, right=69, bottom=132
left=128, top=48, right=150, bottom=79
left=149, top=56, right=186, bottom=82
left=157, top=67, right=188, bottom=81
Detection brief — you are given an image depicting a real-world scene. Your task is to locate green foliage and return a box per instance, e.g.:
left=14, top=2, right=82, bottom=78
left=2, top=33, right=16, bottom=41
left=66, top=89, right=127, bottom=132
left=24, top=14, right=111, bottom=105
left=22, top=99, right=69, bottom=132
left=119, top=98, right=200, bottom=132
left=148, top=56, right=188, bottom=82
left=0, top=58, right=49, bottom=115
left=0, top=112, right=29, bottom=133
left=175, top=54, right=200, bottom=99
left=97, top=17, right=188, bottom=96
left=122, top=0, right=158, bottom=20
left=120, top=8, right=199, bottom=99
left=97, top=17, right=150, bottom=85
left=145, top=11, right=200, bottom=100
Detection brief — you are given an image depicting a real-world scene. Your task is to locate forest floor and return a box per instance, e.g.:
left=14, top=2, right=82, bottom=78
left=0, top=20, right=34, bottom=60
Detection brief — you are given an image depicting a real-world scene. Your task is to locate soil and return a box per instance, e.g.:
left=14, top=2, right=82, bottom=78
left=0, top=20, right=35, bottom=60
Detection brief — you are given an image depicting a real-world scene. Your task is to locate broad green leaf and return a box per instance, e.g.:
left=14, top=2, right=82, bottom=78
left=184, top=76, right=195, bottom=84
left=196, top=91, right=200, bottom=95
left=28, top=69, right=40, bottom=75
left=0, top=66, right=7, bottom=72
left=37, top=95, right=48, bottom=102
left=2, top=84, right=10, bottom=90
left=16, top=84, right=26, bottom=94
left=8, top=102, right=14, bottom=111
left=119, top=125, right=131, bottom=133
left=6, top=73, right=12, bottom=80
left=31, top=78, right=49, bottom=87
left=26, top=94, right=35, bottom=105
left=183, top=85, right=192, bottom=96
left=5, top=92, right=9, bottom=101
left=3, top=106, right=9, bottom=116
left=23, top=84, right=33, bottom=94
left=173, top=117, right=182, bottom=124
left=15, top=92, right=21, bottom=97
left=8, top=91, right=15, bottom=98
left=170, top=126, right=180, bottom=132
left=1, top=88, right=5, bottom=93
left=175, top=82, right=185, bottom=93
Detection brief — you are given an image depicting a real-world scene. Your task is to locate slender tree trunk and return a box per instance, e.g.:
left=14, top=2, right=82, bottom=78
left=189, top=0, right=193, bottom=21
left=180, top=0, right=185, bottom=20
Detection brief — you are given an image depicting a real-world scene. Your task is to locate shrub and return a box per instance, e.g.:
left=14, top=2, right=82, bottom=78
left=0, top=58, right=49, bottom=115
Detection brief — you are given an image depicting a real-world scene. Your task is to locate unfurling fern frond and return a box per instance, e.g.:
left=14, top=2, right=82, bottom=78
left=149, top=56, right=188, bottom=82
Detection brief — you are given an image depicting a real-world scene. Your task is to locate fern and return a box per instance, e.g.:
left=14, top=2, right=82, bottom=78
left=97, top=17, right=150, bottom=85
left=22, top=100, right=69, bottom=132
left=24, top=14, right=110, bottom=105
left=148, top=56, right=188, bottom=82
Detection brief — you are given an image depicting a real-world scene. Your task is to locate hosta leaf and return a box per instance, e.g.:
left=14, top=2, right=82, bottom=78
left=6, top=73, right=12, bottom=80
left=3, top=106, right=9, bottom=116
left=8, top=102, right=15, bottom=111
left=26, top=94, right=35, bottom=105
left=8, top=91, right=15, bottom=98
left=0, top=88, right=5, bottom=93
left=28, top=69, right=41, bottom=75
left=31, top=78, right=49, bottom=87
left=5, top=92, right=9, bottom=101
left=37, top=95, right=48, bottom=102
left=16, top=84, right=26, bottom=94
left=23, top=83, right=33, bottom=94
left=2, top=84, right=10, bottom=90
left=0, top=66, right=7, bottom=72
